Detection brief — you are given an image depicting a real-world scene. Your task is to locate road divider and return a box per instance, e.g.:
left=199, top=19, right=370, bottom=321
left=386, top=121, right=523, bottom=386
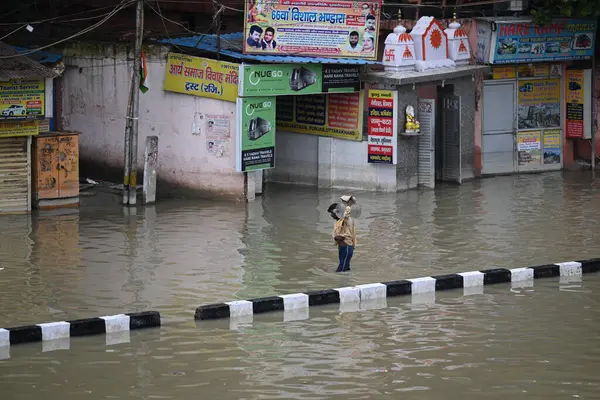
left=194, top=259, right=600, bottom=321
left=0, top=311, right=160, bottom=356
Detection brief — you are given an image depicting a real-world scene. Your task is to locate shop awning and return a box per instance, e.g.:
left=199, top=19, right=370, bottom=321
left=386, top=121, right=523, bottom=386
left=14, top=47, right=63, bottom=64
left=159, top=33, right=379, bottom=65
left=0, top=42, right=58, bottom=80
left=363, top=65, right=489, bottom=86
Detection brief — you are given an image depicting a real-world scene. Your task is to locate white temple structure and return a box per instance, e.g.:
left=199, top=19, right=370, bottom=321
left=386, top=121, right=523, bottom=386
left=411, top=16, right=456, bottom=72
left=382, top=17, right=416, bottom=72
left=444, top=14, right=471, bottom=66
left=383, top=15, right=474, bottom=73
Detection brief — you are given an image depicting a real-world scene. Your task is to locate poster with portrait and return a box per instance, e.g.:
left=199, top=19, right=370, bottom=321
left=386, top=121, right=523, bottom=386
left=243, top=0, right=382, bottom=60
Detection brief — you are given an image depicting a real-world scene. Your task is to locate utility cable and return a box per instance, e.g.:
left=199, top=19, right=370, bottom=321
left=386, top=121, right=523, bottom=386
left=0, top=0, right=136, bottom=59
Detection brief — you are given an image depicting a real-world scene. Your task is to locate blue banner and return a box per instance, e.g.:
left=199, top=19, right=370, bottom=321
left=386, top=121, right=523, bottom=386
left=492, top=19, right=596, bottom=64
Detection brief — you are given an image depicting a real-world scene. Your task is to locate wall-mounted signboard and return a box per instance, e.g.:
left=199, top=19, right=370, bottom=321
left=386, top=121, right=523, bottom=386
left=367, top=89, right=397, bottom=164
left=238, top=63, right=360, bottom=97
left=0, top=80, right=45, bottom=121
left=163, top=53, right=240, bottom=102
left=236, top=96, right=276, bottom=172
left=0, top=120, right=39, bottom=137
left=243, top=0, right=382, bottom=60
left=276, top=92, right=363, bottom=141
left=475, top=18, right=597, bottom=64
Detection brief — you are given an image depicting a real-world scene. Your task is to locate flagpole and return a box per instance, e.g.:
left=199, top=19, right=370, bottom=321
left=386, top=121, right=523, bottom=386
left=128, top=0, right=144, bottom=205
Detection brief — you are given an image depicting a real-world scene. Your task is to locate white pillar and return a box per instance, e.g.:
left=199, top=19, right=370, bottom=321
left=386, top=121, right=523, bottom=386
left=318, top=137, right=334, bottom=187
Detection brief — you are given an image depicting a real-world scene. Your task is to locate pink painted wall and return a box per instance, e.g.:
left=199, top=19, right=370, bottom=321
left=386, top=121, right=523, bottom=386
left=417, top=86, right=436, bottom=99
left=466, top=19, right=483, bottom=176
left=573, top=68, right=600, bottom=163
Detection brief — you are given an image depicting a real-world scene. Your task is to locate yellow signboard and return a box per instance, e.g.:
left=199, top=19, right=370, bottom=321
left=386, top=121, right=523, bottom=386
left=0, top=79, right=45, bottom=121
left=566, top=69, right=584, bottom=104
left=276, top=92, right=364, bottom=141
left=518, top=79, right=560, bottom=104
left=163, top=53, right=239, bottom=103
left=0, top=120, right=39, bottom=137
left=543, top=130, right=560, bottom=148
left=492, top=66, right=516, bottom=79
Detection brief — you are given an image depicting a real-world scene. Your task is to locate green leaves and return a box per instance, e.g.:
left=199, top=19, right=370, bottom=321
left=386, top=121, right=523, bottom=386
left=530, top=0, right=600, bottom=24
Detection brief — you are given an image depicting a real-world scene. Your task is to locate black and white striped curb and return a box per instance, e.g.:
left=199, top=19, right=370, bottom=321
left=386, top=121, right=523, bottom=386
left=195, top=259, right=600, bottom=321
left=0, top=311, right=160, bottom=359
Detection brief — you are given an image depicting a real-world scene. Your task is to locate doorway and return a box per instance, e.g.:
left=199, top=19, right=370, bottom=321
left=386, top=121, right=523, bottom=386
left=436, top=84, right=461, bottom=183
left=482, top=81, right=516, bottom=175
left=417, top=83, right=463, bottom=188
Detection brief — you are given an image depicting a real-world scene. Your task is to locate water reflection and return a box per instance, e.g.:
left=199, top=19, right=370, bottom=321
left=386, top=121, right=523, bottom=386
left=1, top=276, right=599, bottom=399
left=0, top=172, right=599, bottom=329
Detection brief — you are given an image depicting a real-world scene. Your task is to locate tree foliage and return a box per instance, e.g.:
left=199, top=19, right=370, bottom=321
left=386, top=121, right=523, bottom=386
left=530, top=0, right=600, bottom=24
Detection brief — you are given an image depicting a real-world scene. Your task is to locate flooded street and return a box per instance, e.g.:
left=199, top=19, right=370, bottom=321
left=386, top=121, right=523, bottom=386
left=1, top=172, right=600, bottom=327
left=1, top=171, right=600, bottom=397
left=2, top=275, right=599, bottom=399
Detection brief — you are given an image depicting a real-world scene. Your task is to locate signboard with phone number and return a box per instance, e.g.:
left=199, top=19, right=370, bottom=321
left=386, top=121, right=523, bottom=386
left=492, top=19, right=596, bottom=64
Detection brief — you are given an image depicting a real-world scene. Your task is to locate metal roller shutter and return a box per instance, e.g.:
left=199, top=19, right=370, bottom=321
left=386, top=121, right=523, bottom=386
left=0, top=136, right=31, bottom=213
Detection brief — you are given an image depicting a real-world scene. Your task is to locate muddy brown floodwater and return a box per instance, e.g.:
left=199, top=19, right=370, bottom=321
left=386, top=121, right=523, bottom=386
left=1, top=172, right=600, bottom=398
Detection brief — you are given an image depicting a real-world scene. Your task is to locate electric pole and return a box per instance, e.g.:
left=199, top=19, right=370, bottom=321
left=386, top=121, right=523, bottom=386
left=124, top=0, right=144, bottom=205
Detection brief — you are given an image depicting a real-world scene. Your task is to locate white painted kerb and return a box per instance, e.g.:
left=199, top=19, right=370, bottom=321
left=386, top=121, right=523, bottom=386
left=279, top=293, right=309, bottom=310
left=356, top=283, right=387, bottom=300
left=101, top=314, right=131, bottom=333
left=0, top=328, right=9, bottom=348
left=408, top=277, right=436, bottom=294
left=37, top=321, right=70, bottom=341
left=510, top=267, right=534, bottom=282
left=335, top=287, right=360, bottom=303
left=226, top=300, right=254, bottom=317
left=458, top=271, right=485, bottom=287
left=556, top=261, right=582, bottom=276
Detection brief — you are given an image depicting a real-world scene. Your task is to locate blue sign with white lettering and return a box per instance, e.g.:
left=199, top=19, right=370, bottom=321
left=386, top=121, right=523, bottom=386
left=492, top=19, right=596, bottom=64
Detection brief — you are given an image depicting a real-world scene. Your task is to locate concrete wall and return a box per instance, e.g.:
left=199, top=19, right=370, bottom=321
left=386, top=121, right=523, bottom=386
left=268, top=131, right=318, bottom=186
left=268, top=131, right=399, bottom=191
left=269, top=76, right=476, bottom=192
left=395, top=88, right=420, bottom=190
left=60, top=43, right=244, bottom=200
left=454, top=76, right=477, bottom=181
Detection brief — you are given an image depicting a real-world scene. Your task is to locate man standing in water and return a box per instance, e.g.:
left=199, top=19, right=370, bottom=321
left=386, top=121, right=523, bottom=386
left=328, top=196, right=357, bottom=272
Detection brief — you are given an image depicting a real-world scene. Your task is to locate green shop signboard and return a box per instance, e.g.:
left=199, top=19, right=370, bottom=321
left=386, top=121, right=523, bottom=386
left=238, top=64, right=360, bottom=97
left=236, top=96, right=276, bottom=172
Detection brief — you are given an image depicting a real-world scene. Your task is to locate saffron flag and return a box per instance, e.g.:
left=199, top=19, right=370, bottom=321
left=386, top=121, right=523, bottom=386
left=139, top=51, right=149, bottom=93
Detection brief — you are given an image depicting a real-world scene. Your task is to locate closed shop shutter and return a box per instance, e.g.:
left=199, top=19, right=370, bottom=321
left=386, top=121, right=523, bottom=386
left=0, top=136, right=31, bottom=213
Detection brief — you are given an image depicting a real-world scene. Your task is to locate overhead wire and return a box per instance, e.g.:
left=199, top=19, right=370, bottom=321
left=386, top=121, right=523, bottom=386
left=0, top=4, right=131, bottom=26
left=0, top=0, right=136, bottom=59
left=0, top=24, right=28, bottom=42
left=149, top=0, right=187, bottom=52
left=0, top=0, right=513, bottom=60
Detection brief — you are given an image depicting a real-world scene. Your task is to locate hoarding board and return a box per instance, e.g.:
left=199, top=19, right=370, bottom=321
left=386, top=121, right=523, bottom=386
left=517, top=79, right=560, bottom=130
left=0, top=79, right=45, bottom=121
left=238, top=63, right=360, bottom=97
left=565, top=69, right=584, bottom=139
left=491, top=18, right=596, bottom=64
left=276, top=92, right=363, bottom=141
left=243, top=0, right=382, bottom=60
left=367, top=89, right=397, bottom=164
left=0, top=120, right=39, bottom=137
left=163, top=53, right=239, bottom=102
left=236, top=96, right=276, bottom=172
